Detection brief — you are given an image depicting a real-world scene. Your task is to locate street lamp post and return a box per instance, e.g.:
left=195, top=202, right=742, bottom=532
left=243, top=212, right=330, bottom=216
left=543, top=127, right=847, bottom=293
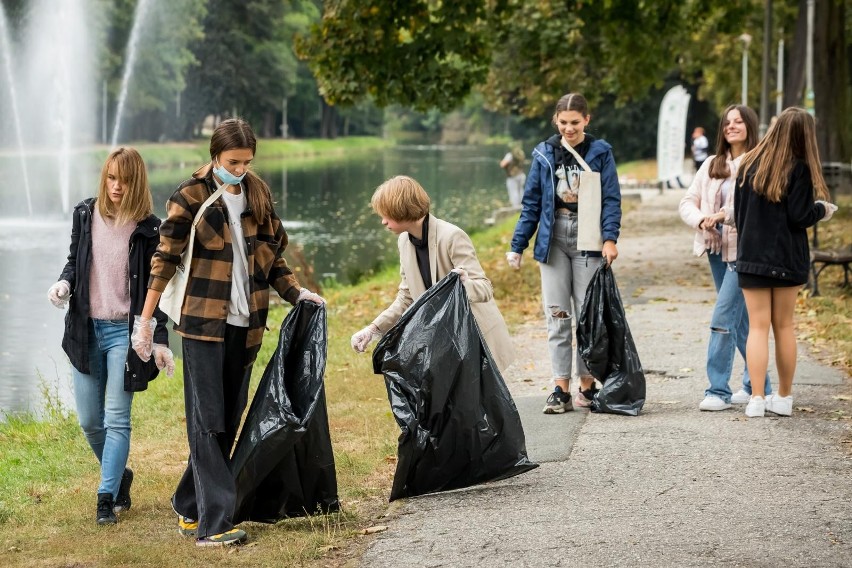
left=739, top=33, right=753, bottom=106
left=805, top=0, right=815, bottom=115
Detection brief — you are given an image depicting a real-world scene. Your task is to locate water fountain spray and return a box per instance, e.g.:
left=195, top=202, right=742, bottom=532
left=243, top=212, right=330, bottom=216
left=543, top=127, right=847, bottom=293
left=111, top=0, right=155, bottom=147
left=0, top=4, right=34, bottom=216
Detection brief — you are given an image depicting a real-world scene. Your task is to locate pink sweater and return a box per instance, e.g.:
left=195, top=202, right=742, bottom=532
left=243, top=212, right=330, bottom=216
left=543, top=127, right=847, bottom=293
left=89, top=208, right=135, bottom=320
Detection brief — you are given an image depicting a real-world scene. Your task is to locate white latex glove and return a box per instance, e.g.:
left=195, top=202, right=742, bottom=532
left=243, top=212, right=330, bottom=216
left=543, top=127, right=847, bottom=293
left=131, top=315, right=156, bottom=362
left=152, top=344, right=176, bottom=377
left=47, top=280, right=71, bottom=309
left=297, top=288, right=326, bottom=305
left=450, top=267, right=468, bottom=282
left=816, top=200, right=838, bottom=221
left=351, top=324, right=381, bottom=353
left=506, top=252, right=522, bottom=270
left=703, top=228, right=722, bottom=255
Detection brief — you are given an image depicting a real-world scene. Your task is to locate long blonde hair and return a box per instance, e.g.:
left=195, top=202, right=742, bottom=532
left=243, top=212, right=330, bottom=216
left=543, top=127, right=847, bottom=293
left=737, top=107, right=829, bottom=202
left=97, top=147, right=153, bottom=225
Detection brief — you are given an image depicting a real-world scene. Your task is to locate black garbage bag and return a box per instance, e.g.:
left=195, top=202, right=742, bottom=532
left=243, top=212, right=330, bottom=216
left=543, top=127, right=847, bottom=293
left=373, top=272, right=538, bottom=501
left=577, top=262, right=646, bottom=416
left=230, top=301, right=340, bottom=523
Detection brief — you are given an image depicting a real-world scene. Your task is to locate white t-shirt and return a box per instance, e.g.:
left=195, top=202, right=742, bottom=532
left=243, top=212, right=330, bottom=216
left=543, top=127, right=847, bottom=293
left=221, top=187, right=250, bottom=327
left=693, top=135, right=709, bottom=162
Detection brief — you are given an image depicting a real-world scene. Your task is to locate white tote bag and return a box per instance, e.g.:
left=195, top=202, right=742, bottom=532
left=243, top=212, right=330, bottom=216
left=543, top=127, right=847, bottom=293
left=159, top=185, right=226, bottom=324
left=562, top=143, right=603, bottom=252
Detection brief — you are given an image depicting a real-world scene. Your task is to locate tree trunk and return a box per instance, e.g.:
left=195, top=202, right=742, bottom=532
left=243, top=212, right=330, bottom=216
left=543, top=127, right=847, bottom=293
left=320, top=101, right=337, bottom=139
left=813, top=0, right=849, bottom=162
left=783, top=0, right=807, bottom=108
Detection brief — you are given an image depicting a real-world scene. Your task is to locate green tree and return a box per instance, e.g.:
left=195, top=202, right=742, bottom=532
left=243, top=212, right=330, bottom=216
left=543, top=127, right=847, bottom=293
left=101, top=0, right=207, bottom=142
left=296, top=0, right=494, bottom=112
left=182, top=0, right=320, bottom=138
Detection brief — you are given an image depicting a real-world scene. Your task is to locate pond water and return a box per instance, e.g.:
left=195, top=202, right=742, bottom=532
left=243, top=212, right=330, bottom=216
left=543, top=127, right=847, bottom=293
left=0, top=144, right=511, bottom=415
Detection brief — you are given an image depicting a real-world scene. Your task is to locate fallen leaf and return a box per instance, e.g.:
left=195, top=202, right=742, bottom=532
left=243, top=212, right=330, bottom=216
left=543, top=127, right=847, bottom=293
left=832, top=395, right=852, bottom=401
left=795, top=406, right=815, bottom=413
left=362, top=525, right=388, bottom=535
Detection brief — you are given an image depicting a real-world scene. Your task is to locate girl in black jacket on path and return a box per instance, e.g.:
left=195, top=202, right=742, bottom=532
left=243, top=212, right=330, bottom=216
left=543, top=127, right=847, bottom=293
left=47, top=148, right=173, bottom=524
left=734, top=107, right=838, bottom=418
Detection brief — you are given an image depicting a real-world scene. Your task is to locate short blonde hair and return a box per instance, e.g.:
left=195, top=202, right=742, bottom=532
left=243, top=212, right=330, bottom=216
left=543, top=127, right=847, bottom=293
left=97, top=147, right=153, bottom=225
left=370, top=175, right=430, bottom=222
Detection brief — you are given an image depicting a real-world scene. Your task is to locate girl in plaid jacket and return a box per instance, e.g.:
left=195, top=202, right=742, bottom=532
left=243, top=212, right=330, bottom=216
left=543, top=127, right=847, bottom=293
left=133, top=118, right=324, bottom=547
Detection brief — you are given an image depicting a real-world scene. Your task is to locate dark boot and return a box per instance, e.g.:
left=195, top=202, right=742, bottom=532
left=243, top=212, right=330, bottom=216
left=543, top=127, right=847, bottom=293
left=97, top=493, right=117, bottom=525
left=114, top=468, right=134, bottom=513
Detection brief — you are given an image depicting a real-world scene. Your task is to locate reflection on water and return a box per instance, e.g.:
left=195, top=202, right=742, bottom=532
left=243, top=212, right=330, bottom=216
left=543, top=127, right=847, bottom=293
left=0, top=144, right=510, bottom=415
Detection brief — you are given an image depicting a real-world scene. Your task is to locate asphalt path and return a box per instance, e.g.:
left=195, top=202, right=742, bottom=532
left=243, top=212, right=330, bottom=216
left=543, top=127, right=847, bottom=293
left=359, top=189, right=852, bottom=567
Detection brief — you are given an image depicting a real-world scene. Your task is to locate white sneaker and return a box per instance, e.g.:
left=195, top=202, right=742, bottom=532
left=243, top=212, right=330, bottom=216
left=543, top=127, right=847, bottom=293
left=730, top=389, right=751, bottom=404
left=765, top=394, right=793, bottom=416
left=699, top=395, right=732, bottom=411
left=745, top=396, right=765, bottom=417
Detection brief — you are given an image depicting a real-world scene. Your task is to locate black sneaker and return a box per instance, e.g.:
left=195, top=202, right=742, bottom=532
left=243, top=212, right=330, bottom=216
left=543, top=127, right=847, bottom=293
left=543, top=385, right=572, bottom=414
left=97, top=493, right=117, bottom=525
left=113, top=468, right=133, bottom=513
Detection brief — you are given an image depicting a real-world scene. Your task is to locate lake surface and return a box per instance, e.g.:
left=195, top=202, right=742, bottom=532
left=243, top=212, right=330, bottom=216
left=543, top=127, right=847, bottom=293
left=0, top=144, right=511, bottom=415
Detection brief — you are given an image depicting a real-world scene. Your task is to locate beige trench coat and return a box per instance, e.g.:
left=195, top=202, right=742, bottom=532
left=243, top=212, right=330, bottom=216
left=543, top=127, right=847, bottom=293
left=371, top=215, right=515, bottom=373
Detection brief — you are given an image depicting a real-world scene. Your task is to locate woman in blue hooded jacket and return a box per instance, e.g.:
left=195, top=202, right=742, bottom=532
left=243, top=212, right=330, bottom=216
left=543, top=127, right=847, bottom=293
left=507, top=93, right=622, bottom=414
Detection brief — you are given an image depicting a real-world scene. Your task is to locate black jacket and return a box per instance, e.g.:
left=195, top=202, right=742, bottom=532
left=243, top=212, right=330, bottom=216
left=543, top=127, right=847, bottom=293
left=735, top=161, right=826, bottom=285
left=59, top=198, right=169, bottom=391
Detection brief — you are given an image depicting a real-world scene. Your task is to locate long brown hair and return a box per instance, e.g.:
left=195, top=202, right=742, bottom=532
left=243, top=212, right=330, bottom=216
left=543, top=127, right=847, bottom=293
left=209, top=118, right=273, bottom=224
left=97, top=147, right=153, bottom=225
left=738, top=107, right=829, bottom=202
left=707, top=105, right=758, bottom=179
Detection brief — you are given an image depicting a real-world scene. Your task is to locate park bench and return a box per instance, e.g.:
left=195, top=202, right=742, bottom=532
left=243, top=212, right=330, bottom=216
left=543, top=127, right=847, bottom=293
left=806, top=162, right=851, bottom=297
left=809, top=245, right=852, bottom=296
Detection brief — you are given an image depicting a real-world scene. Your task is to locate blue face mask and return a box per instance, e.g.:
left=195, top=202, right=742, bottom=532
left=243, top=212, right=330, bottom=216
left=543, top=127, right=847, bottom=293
left=213, top=159, right=246, bottom=186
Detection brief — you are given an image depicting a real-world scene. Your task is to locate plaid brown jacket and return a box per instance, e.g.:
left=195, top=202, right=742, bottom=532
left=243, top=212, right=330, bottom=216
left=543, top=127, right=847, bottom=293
left=149, top=164, right=301, bottom=365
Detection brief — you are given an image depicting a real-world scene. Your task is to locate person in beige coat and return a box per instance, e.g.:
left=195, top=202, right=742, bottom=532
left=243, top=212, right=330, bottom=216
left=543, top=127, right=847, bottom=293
left=350, top=175, right=515, bottom=373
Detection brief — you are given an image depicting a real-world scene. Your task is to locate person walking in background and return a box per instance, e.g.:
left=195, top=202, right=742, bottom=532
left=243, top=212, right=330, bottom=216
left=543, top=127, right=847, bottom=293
left=47, top=148, right=173, bottom=525
left=500, top=143, right=527, bottom=207
left=691, top=127, right=710, bottom=172
left=734, top=107, right=838, bottom=418
left=132, top=118, right=324, bottom=547
left=679, top=105, right=773, bottom=411
left=506, top=93, right=622, bottom=414
left=351, top=175, right=514, bottom=373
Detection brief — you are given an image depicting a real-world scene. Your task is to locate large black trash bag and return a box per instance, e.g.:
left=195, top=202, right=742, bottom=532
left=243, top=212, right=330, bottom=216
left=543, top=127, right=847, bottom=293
left=230, top=301, right=340, bottom=523
left=577, top=262, right=646, bottom=416
left=373, top=272, right=538, bottom=501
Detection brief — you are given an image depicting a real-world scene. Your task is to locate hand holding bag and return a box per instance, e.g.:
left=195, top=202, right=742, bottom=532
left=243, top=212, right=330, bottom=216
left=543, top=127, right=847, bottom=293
left=562, top=143, right=603, bottom=252
left=159, top=184, right=226, bottom=324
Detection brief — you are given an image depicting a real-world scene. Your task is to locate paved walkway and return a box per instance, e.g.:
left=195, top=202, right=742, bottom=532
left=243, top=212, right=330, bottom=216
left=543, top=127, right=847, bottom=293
left=359, top=190, right=852, bottom=567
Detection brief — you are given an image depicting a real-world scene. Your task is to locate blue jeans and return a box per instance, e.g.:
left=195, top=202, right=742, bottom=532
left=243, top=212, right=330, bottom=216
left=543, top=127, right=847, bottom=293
left=72, top=319, right=134, bottom=498
left=706, top=253, right=772, bottom=401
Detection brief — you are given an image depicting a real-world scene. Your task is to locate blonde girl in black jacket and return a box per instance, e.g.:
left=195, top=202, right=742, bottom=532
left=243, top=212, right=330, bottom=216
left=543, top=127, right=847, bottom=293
left=734, top=107, right=838, bottom=418
left=47, top=148, right=173, bottom=524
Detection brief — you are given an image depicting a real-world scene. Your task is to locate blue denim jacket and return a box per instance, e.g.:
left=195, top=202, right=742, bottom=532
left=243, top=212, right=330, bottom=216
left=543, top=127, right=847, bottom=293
left=511, top=135, right=622, bottom=263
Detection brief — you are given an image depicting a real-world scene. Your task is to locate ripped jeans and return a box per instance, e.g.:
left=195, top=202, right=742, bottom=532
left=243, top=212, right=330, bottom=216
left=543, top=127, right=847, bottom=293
left=539, top=212, right=598, bottom=379
left=172, top=325, right=251, bottom=539
left=706, top=252, right=772, bottom=401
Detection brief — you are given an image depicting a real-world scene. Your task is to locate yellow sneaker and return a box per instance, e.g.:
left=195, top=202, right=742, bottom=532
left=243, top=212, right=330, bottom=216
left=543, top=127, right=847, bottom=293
left=177, top=516, right=198, bottom=537
left=195, top=528, right=247, bottom=547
